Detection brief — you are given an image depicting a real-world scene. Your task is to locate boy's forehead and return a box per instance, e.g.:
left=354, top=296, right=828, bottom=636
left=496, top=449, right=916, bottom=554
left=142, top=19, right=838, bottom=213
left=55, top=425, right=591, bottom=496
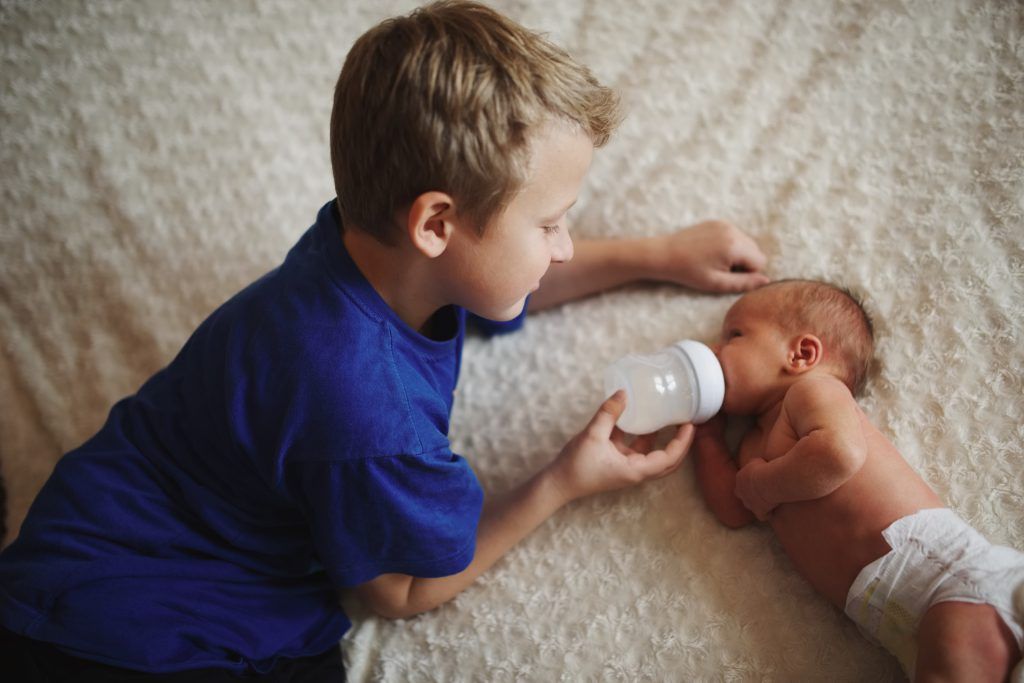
left=516, top=124, right=593, bottom=210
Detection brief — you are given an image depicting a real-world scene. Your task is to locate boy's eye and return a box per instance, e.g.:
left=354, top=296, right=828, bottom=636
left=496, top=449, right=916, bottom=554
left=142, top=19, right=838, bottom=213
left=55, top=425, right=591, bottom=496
left=727, top=329, right=742, bottom=340
left=542, top=224, right=560, bottom=234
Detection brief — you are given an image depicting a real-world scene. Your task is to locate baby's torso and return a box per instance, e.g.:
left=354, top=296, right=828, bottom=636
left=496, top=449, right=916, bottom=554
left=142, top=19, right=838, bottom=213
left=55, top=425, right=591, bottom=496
left=739, top=409, right=942, bottom=608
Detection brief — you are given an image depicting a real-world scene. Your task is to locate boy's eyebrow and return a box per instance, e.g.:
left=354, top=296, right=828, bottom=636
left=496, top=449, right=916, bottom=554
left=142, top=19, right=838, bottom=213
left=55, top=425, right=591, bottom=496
left=541, top=198, right=578, bottom=223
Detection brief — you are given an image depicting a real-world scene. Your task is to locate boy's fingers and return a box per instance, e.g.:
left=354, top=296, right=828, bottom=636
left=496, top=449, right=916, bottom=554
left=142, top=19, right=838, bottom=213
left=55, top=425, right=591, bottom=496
left=630, top=424, right=695, bottom=479
left=662, top=423, right=695, bottom=461
left=729, top=236, right=768, bottom=272
left=587, top=390, right=626, bottom=437
left=712, top=270, right=771, bottom=293
left=673, top=421, right=696, bottom=442
left=631, top=447, right=682, bottom=479
left=630, top=433, right=657, bottom=453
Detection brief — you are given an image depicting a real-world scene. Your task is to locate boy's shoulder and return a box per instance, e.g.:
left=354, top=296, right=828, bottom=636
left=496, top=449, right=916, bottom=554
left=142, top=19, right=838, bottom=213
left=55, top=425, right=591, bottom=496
left=179, top=203, right=465, bottom=463
left=242, top=286, right=460, bottom=463
left=226, top=202, right=455, bottom=362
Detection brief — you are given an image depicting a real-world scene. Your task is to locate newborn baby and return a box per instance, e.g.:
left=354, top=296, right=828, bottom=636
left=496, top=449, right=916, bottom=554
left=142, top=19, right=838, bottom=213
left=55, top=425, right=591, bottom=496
left=694, top=279, right=1024, bottom=681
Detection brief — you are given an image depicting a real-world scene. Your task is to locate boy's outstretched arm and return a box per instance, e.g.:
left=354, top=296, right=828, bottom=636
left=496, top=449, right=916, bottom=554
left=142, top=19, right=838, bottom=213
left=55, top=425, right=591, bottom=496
left=734, top=376, right=868, bottom=520
left=692, top=417, right=756, bottom=529
left=529, top=220, right=769, bottom=311
left=355, top=392, right=694, bottom=619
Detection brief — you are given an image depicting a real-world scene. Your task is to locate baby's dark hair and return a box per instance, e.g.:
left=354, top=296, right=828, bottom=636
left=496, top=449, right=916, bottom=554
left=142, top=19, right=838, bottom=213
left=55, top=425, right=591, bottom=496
left=762, top=279, right=875, bottom=395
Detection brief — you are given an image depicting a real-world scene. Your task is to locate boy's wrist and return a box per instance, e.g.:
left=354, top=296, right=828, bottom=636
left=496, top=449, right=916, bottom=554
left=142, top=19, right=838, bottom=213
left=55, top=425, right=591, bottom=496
left=587, top=235, right=664, bottom=284
left=618, top=235, right=665, bottom=282
left=536, top=460, right=579, bottom=509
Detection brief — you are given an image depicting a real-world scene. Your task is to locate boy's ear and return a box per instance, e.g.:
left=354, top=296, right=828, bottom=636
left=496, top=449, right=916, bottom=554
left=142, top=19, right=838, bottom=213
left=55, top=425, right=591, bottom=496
left=404, top=191, right=457, bottom=258
left=785, top=334, right=823, bottom=374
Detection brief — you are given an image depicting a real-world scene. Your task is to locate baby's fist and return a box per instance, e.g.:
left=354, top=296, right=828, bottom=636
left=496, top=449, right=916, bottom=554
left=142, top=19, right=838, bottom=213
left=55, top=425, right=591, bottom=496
left=735, top=459, right=775, bottom=520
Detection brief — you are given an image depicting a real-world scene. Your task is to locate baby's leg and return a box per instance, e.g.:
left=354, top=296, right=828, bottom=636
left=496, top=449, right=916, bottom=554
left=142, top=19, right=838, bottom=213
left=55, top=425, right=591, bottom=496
left=915, top=601, right=1020, bottom=682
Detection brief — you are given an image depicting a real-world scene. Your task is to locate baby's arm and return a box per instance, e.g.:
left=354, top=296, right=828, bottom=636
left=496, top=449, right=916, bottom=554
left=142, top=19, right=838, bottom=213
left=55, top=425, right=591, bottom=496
left=734, top=375, right=867, bottom=520
left=693, top=417, right=756, bottom=528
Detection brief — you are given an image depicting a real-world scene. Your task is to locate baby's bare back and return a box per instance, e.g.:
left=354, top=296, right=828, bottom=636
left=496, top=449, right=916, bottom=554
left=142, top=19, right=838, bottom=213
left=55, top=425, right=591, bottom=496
left=740, top=411, right=943, bottom=608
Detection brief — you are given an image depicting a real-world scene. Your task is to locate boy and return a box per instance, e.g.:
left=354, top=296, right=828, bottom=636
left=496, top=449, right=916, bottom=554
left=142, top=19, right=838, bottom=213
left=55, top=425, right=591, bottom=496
left=693, top=280, right=1024, bottom=681
left=0, top=1, right=768, bottom=679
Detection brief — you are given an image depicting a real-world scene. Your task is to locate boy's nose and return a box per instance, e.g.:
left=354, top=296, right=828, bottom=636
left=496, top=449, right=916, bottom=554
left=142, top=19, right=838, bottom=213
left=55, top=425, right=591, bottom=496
left=552, top=230, right=574, bottom=263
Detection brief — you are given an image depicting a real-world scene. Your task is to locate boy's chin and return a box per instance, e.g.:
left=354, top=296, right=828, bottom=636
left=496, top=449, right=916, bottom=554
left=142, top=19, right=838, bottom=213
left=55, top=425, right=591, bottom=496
left=477, top=297, right=528, bottom=322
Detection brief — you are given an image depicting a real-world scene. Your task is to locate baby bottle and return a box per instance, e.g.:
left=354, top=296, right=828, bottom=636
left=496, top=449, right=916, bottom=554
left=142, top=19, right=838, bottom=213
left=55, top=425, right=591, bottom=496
left=603, top=340, right=725, bottom=434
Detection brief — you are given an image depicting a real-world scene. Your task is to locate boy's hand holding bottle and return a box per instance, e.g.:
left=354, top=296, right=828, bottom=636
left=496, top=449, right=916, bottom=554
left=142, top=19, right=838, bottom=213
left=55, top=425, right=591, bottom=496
left=545, top=391, right=694, bottom=504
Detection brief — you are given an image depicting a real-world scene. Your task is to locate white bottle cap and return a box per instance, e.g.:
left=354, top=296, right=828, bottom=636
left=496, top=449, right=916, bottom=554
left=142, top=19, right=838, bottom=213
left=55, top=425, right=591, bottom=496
left=672, top=340, right=725, bottom=424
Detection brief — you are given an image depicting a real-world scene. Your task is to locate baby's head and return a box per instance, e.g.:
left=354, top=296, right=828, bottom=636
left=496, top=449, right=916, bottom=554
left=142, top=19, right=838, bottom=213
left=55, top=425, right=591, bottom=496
left=329, top=0, right=621, bottom=244
left=715, top=280, right=875, bottom=415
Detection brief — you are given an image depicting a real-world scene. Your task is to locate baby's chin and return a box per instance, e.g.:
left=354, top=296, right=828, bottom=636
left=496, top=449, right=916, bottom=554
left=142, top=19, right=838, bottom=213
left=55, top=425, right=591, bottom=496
left=721, top=394, right=757, bottom=417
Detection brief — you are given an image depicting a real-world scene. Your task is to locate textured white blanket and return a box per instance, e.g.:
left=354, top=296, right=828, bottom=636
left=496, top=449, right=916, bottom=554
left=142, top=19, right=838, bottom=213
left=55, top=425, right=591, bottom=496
left=2, top=1, right=1022, bottom=680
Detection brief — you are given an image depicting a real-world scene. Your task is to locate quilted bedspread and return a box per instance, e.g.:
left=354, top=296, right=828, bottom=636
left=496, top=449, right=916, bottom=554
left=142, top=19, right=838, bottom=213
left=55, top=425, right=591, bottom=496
left=2, top=1, right=1021, bottom=680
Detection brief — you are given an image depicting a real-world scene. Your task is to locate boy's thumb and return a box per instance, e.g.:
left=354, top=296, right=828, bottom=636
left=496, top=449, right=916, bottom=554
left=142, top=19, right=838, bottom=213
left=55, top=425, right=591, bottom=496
left=588, top=390, right=626, bottom=436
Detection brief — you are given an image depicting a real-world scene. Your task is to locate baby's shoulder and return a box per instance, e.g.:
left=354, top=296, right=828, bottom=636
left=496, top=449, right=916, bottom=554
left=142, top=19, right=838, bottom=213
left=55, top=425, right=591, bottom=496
left=779, top=375, right=862, bottom=436
left=784, top=373, right=854, bottom=408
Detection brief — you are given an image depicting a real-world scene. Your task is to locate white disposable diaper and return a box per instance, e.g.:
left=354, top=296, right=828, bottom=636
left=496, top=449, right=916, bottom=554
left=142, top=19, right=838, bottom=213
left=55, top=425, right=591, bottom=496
left=844, top=507, right=1024, bottom=677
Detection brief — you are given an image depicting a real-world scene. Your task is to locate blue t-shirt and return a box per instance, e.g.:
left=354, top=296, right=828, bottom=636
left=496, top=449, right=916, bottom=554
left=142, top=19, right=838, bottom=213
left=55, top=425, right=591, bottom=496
left=0, top=201, right=525, bottom=673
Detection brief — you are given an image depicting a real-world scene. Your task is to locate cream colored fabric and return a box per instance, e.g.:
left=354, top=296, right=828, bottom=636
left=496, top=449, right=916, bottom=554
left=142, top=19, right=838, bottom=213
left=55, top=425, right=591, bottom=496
left=2, top=1, right=1022, bottom=680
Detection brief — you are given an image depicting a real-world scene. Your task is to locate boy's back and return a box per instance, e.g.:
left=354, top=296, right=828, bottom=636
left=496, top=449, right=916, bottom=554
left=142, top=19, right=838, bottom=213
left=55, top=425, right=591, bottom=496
left=0, top=201, right=486, bottom=670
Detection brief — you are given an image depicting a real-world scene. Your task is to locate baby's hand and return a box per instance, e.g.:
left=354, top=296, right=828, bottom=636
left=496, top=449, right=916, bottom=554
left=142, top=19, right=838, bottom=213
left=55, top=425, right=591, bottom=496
left=735, top=458, right=775, bottom=520
left=694, top=414, right=727, bottom=445
left=650, top=220, right=769, bottom=293
left=546, top=391, right=694, bottom=504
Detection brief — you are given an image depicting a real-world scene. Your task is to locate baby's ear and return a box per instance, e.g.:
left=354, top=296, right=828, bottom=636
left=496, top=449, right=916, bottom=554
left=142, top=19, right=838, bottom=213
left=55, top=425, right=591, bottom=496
left=786, top=334, right=823, bottom=374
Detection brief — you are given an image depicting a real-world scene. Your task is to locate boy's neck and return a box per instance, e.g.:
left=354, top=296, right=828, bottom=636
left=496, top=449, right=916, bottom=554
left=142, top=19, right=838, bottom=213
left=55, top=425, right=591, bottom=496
left=342, top=226, right=445, bottom=336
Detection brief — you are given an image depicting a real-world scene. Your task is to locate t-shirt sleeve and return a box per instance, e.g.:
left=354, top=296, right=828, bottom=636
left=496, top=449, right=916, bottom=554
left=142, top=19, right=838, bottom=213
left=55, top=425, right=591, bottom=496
left=466, top=296, right=530, bottom=336
left=285, top=449, right=483, bottom=587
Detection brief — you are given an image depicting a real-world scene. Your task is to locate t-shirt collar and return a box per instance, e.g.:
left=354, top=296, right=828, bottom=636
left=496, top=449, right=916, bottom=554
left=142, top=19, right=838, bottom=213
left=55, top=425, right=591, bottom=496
left=316, top=200, right=462, bottom=355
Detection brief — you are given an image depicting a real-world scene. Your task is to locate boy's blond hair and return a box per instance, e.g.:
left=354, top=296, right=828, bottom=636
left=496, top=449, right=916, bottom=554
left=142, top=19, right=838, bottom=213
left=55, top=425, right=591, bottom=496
left=330, top=0, right=621, bottom=244
left=765, top=280, right=875, bottom=396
